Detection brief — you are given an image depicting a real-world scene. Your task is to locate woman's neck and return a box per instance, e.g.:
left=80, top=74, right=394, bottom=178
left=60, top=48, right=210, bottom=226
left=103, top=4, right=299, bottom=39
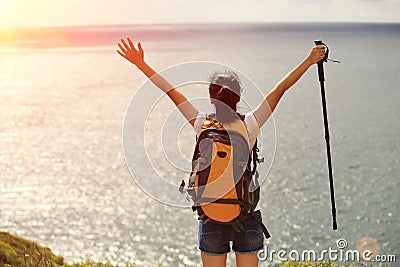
left=215, top=105, right=238, bottom=123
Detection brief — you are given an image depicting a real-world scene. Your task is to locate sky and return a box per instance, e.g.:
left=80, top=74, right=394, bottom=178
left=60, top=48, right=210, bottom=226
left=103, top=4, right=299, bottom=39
left=0, top=0, right=399, bottom=28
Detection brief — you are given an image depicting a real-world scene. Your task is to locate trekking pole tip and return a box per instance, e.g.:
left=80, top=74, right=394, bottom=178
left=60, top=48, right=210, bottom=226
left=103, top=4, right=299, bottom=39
left=333, top=221, right=338, bottom=230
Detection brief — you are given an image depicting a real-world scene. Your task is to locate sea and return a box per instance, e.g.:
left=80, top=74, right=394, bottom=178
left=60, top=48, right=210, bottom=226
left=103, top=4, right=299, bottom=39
left=0, top=23, right=399, bottom=266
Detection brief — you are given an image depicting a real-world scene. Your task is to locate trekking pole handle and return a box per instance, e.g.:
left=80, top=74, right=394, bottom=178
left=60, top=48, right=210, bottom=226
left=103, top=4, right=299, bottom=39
left=314, top=40, right=326, bottom=82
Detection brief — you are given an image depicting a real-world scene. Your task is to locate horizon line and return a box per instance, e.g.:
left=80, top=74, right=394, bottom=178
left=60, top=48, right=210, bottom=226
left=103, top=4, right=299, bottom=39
left=1, top=21, right=400, bottom=30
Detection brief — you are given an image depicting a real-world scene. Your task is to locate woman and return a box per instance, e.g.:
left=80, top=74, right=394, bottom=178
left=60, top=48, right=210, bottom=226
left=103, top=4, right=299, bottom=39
left=117, top=37, right=325, bottom=267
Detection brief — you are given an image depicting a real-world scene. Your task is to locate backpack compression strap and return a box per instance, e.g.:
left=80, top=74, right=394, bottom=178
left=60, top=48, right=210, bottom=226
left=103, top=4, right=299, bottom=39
left=250, top=213, right=271, bottom=239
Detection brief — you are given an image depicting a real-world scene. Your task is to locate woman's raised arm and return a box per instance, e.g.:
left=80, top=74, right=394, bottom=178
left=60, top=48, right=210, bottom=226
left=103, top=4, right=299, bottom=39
left=117, top=37, right=199, bottom=126
left=252, top=45, right=326, bottom=128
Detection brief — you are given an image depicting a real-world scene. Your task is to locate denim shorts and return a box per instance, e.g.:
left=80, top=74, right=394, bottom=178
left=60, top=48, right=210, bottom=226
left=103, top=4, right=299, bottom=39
left=198, top=210, right=264, bottom=255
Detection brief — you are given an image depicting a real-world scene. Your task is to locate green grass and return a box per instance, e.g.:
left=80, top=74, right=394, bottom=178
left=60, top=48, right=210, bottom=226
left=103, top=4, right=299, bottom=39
left=0, top=231, right=144, bottom=267
left=0, top=231, right=63, bottom=266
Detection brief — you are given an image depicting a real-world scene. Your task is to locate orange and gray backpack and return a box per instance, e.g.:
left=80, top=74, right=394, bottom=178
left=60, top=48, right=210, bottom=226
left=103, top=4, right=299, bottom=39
left=180, top=113, right=270, bottom=239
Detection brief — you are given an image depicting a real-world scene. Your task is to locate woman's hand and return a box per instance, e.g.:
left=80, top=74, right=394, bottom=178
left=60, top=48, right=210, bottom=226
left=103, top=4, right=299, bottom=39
left=117, top=37, right=145, bottom=67
left=306, top=45, right=326, bottom=65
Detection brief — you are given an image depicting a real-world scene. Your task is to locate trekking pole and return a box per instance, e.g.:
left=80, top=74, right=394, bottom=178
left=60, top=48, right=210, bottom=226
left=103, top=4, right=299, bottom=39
left=314, top=40, right=339, bottom=230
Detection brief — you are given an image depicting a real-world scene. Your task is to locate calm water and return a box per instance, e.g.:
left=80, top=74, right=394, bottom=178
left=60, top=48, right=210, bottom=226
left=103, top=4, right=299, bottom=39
left=0, top=23, right=399, bottom=266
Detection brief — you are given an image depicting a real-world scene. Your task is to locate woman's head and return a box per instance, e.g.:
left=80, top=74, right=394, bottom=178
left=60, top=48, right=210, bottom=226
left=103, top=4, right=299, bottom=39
left=208, top=70, right=242, bottom=122
left=208, top=70, right=242, bottom=111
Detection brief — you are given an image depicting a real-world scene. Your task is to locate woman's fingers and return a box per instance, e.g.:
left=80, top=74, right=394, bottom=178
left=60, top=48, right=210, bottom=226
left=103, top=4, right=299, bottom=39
left=313, top=45, right=325, bottom=61
left=319, top=49, right=325, bottom=57
left=315, top=45, right=325, bottom=52
left=118, top=37, right=142, bottom=55
left=317, top=45, right=325, bottom=56
left=116, top=49, right=127, bottom=59
left=121, top=38, right=130, bottom=51
left=307, top=45, right=326, bottom=64
left=138, top=42, right=143, bottom=53
left=118, top=43, right=127, bottom=54
left=127, top=37, right=135, bottom=50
